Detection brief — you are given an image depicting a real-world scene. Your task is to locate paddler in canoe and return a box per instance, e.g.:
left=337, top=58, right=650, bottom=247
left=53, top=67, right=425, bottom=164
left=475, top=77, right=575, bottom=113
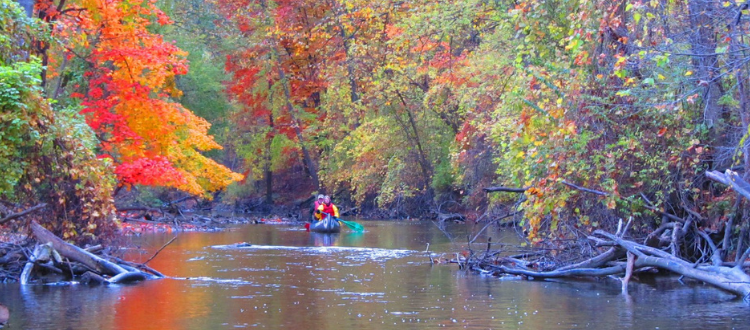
left=307, top=195, right=341, bottom=233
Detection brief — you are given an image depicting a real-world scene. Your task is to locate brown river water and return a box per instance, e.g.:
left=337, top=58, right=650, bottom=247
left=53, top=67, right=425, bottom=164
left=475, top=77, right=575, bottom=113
left=1, top=220, right=749, bottom=329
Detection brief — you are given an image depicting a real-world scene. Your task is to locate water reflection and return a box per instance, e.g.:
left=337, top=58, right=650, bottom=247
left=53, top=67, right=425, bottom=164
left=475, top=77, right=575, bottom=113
left=310, top=233, right=338, bottom=247
left=0, top=221, right=749, bottom=329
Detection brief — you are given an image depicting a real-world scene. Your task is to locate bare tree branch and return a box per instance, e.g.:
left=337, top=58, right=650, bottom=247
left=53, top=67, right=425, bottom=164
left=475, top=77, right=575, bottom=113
left=561, top=180, right=609, bottom=196
left=0, top=204, right=47, bottom=225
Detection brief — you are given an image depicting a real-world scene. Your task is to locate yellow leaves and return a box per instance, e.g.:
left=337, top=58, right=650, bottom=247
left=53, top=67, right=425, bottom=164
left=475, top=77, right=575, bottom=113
left=614, top=55, right=628, bottom=67
left=684, top=70, right=693, bottom=76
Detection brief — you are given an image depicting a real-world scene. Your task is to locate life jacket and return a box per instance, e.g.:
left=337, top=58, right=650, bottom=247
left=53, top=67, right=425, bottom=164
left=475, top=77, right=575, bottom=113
left=318, top=203, right=339, bottom=218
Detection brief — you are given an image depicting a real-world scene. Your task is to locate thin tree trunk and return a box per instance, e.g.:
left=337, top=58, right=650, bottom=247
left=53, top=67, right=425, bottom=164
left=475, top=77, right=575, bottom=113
left=259, top=0, right=320, bottom=192
left=395, top=90, right=433, bottom=190
left=687, top=0, right=724, bottom=130
left=277, top=65, right=321, bottom=191
left=265, top=113, right=274, bottom=205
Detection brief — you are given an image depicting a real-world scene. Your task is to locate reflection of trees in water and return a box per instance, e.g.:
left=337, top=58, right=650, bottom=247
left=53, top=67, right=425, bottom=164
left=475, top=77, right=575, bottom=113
left=10, top=284, right=119, bottom=329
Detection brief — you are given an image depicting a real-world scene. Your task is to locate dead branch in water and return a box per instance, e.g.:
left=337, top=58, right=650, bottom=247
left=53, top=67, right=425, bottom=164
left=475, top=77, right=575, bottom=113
left=143, top=236, right=178, bottom=265
left=466, top=218, right=750, bottom=299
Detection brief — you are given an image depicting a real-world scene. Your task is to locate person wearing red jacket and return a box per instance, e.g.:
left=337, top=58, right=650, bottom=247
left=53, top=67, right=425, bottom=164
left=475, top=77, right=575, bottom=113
left=315, top=195, right=339, bottom=220
left=311, top=194, right=324, bottom=221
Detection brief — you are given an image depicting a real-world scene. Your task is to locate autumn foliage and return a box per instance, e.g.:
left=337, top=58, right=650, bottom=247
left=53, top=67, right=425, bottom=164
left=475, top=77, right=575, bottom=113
left=1, top=0, right=242, bottom=242
left=6, top=0, right=750, bottom=248
left=50, top=0, right=243, bottom=196
left=214, top=0, right=750, bottom=248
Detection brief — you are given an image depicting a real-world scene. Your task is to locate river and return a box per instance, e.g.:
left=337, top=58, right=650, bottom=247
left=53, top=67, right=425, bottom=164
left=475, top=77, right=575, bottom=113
left=1, top=220, right=749, bottom=329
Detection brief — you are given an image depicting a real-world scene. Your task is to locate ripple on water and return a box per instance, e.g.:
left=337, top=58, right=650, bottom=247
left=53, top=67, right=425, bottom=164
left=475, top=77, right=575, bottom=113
left=210, top=244, right=415, bottom=262
left=336, top=291, right=386, bottom=302
left=176, top=276, right=257, bottom=287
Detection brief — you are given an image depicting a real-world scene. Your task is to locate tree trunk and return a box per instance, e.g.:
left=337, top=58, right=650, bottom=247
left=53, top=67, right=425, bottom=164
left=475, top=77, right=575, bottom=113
left=687, top=0, right=724, bottom=130
left=394, top=90, right=433, bottom=191
left=259, top=0, right=321, bottom=192
left=277, top=65, right=321, bottom=191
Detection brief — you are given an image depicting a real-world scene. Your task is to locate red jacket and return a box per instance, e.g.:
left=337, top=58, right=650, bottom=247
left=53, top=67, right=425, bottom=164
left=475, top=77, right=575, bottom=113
left=316, top=203, right=339, bottom=219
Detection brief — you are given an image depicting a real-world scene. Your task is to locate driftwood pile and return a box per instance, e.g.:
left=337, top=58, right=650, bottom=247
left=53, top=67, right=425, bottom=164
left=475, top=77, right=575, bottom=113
left=466, top=170, right=750, bottom=300
left=468, top=219, right=750, bottom=299
left=1, top=221, right=164, bottom=285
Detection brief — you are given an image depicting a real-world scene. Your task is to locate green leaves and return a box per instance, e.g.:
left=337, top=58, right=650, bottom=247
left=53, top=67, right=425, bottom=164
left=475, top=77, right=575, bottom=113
left=0, top=59, right=44, bottom=196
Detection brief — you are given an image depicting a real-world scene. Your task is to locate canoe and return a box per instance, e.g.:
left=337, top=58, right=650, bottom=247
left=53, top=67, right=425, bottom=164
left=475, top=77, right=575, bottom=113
left=309, top=214, right=341, bottom=233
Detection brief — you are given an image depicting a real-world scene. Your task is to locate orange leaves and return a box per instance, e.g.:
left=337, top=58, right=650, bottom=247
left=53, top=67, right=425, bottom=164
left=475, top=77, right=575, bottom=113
left=54, top=0, right=243, bottom=196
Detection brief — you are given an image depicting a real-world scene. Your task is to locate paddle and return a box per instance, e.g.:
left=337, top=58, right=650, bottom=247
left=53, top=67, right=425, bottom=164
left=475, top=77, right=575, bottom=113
left=319, top=211, right=364, bottom=232
left=336, top=218, right=364, bottom=232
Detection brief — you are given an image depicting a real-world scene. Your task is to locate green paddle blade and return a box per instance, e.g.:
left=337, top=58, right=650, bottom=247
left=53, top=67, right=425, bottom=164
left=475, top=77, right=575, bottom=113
left=337, top=218, right=364, bottom=232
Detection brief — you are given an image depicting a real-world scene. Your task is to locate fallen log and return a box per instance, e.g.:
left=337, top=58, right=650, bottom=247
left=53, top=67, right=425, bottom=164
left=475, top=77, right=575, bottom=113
left=31, top=221, right=126, bottom=276
left=20, top=244, right=48, bottom=285
left=482, top=263, right=627, bottom=278
left=107, top=271, right=147, bottom=284
left=112, top=257, right=165, bottom=278
left=706, top=170, right=750, bottom=201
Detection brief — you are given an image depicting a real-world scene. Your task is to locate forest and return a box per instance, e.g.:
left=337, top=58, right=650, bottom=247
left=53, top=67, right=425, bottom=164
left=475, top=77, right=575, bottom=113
left=5, top=0, right=750, bottom=297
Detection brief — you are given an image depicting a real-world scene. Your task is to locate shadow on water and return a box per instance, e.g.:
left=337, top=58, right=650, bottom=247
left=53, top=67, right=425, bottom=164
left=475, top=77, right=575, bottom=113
left=1, top=220, right=750, bottom=329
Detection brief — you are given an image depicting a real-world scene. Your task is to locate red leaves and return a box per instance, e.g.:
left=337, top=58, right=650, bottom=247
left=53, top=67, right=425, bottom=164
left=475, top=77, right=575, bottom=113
left=115, top=157, right=187, bottom=188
